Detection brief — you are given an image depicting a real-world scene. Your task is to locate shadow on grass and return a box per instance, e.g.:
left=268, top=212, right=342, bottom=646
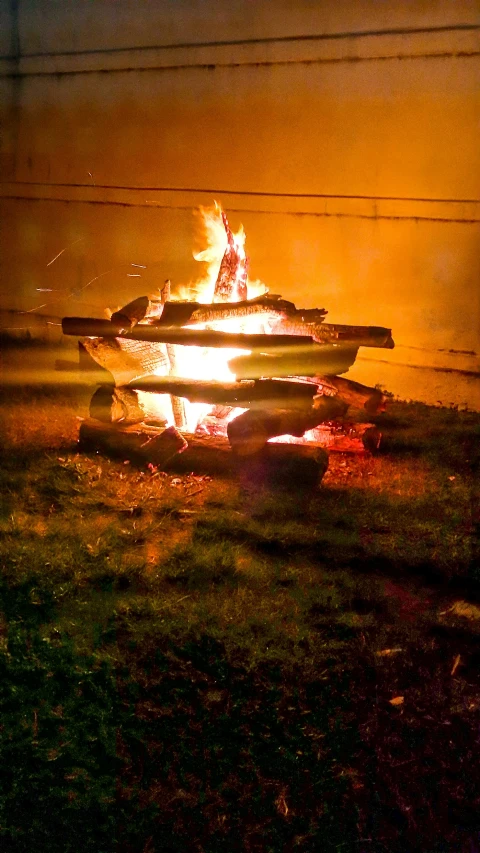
left=375, top=402, right=480, bottom=475
left=1, top=562, right=480, bottom=851
left=192, top=483, right=480, bottom=598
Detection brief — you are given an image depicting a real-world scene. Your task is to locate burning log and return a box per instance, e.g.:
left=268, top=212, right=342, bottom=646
left=229, top=345, right=359, bottom=380
left=79, top=420, right=187, bottom=466
left=227, top=396, right=348, bottom=456
left=129, top=376, right=318, bottom=409
left=89, top=386, right=145, bottom=424
left=62, top=317, right=313, bottom=350
left=154, top=294, right=328, bottom=327
left=214, top=209, right=249, bottom=302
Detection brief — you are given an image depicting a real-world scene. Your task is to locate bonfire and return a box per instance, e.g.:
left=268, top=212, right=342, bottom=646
left=62, top=203, right=394, bottom=476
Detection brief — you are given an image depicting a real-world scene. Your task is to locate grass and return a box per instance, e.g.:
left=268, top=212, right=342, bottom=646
left=0, top=341, right=480, bottom=851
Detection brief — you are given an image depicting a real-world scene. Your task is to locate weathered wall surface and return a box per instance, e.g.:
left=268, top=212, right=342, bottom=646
left=1, top=0, right=479, bottom=406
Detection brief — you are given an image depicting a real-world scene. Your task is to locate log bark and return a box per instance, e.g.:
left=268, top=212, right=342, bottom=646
left=228, top=345, right=359, bottom=380
left=62, top=317, right=313, bottom=349
left=214, top=210, right=248, bottom=302
left=89, top=386, right=145, bottom=425
left=79, top=420, right=187, bottom=466
left=227, top=396, right=348, bottom=456
left=129, top=376, right=317, bottom=408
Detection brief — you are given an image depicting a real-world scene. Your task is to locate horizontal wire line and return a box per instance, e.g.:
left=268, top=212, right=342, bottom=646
left=2, top=194, right=479, bottom=223
left=1, top=49, right=479, bottom=78
left=1, top=23, right=479, bottom=61
left=2, top=181, right=479, bottom=205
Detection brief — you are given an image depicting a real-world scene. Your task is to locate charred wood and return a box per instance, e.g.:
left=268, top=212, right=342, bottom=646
left=154, top=295, right=327, bottom=327
left=213, top=210, right=248, bottom=302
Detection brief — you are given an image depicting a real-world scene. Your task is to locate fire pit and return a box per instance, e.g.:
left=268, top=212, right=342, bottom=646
left=62, top=203, right=393, bottom=481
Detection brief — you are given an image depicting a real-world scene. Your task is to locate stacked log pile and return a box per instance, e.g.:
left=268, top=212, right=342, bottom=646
left=63, top=206, right=393, bottom=478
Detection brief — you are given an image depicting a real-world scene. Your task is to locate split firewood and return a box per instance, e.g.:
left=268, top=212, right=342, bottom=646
left=214, top=210, right=249, bottom=302
left=89, top=386, right=145, bottom=424
left=82, top=337, right=169, bottom=385
left=321, top=375, right=387, bottom=414
left=62, top=317, right=312, bottom=349
left=79, top=420, right=188, bottom=466
left=227, top=396, right=348, bottom=456
left=129, top=376, right=318, bottom=408
left=110, top=295, right=150, bottom=332
left=228, top=345, right=360, bottom=380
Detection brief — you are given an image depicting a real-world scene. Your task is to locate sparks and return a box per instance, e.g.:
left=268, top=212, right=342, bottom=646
left=46, top=237, right=84, bottom=267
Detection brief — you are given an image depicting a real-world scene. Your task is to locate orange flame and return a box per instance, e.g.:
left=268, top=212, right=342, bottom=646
left=137, top=202, right=269, bottom=432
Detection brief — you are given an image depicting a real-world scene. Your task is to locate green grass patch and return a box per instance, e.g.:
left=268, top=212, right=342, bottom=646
left=1, top=353, right=480, bottom=851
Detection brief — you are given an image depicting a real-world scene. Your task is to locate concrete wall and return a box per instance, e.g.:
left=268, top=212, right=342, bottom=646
left=1, top=0, right=479, bottom=406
